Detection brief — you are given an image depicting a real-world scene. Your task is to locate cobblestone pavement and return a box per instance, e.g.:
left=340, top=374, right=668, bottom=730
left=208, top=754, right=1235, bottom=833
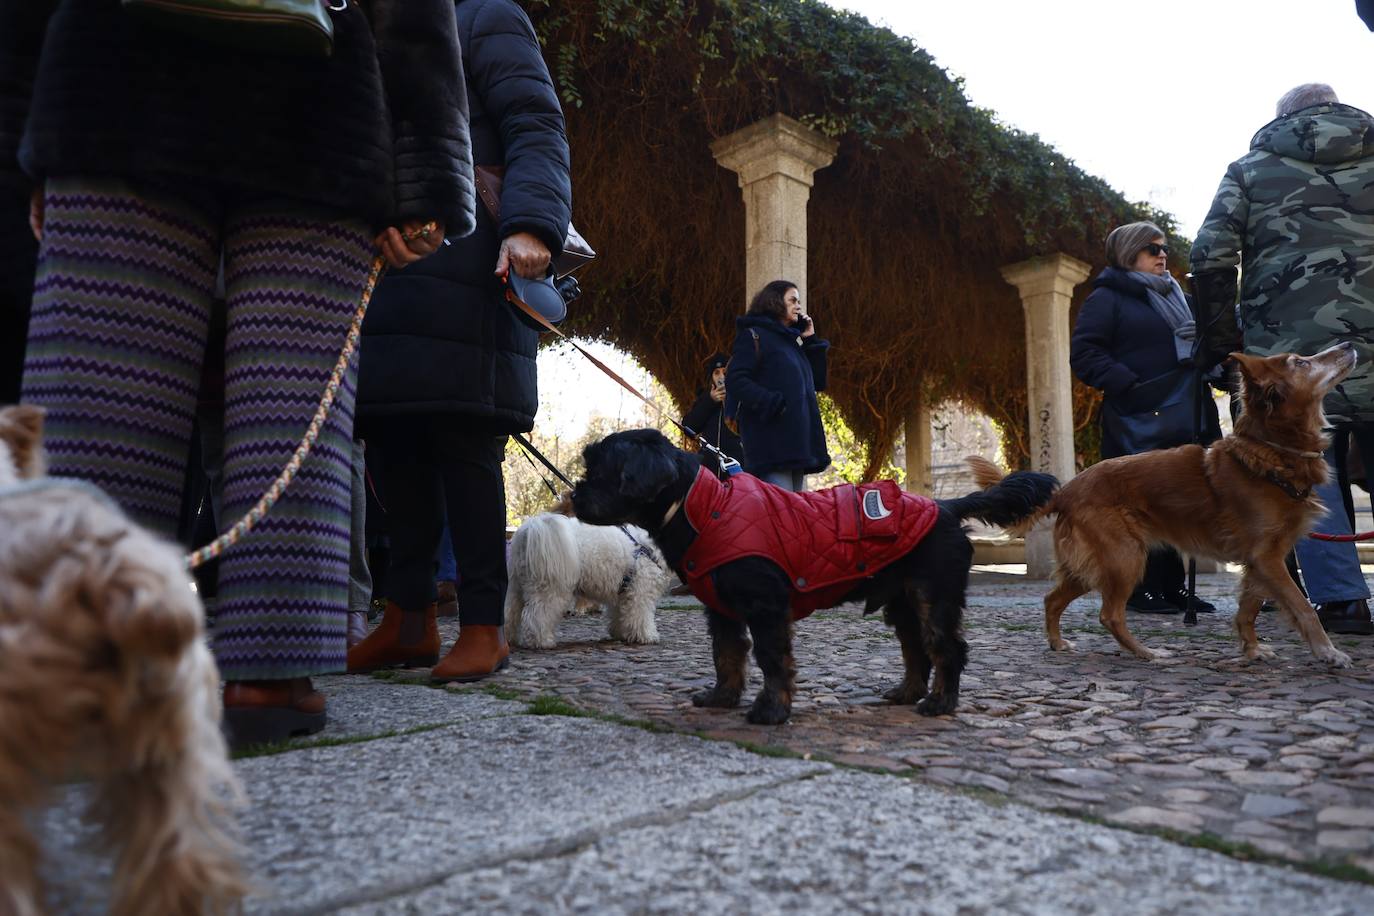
left=413, top=571, right=1374, bottom=877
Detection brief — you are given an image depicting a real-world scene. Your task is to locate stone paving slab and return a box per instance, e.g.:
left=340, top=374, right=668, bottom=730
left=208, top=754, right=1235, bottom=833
left=300, top=675, right=523, bottom=740
left=37, top=710, right=828, bottom=915
left=334, top=768, right=1374, bottom=916
left=464, top=571, right=1374, bottom=874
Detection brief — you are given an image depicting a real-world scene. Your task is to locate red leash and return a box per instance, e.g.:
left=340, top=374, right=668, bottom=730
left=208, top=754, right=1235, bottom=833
left=1309, top=531, right=1374, bottom=542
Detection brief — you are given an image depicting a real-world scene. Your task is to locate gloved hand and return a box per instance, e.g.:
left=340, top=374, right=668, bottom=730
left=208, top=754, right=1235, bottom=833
left=1188, top=268, right=1242, bottom=371
left=762, top=392, right=787, bottom=421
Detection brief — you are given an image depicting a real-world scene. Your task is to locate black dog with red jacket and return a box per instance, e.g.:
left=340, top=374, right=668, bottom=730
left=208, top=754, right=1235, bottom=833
left=571, top=429, right=1058, bottom=725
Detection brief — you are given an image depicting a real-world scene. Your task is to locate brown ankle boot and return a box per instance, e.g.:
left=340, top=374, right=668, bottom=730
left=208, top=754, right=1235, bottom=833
left=430, top=624, right=510, bottom=683
left=346, top=601, right=440, bottom=673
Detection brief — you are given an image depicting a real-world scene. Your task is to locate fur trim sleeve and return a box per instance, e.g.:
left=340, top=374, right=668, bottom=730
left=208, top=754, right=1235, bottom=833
left=371, top=0, right=476, bottom=237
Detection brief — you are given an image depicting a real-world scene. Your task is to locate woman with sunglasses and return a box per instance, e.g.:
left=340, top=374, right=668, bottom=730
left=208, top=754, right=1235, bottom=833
left=1070, top=221, right=1222, bottom=614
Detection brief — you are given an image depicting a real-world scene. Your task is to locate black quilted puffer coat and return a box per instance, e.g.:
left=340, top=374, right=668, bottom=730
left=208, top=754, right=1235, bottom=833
left=1, top=0, right=475, bottom=234
left=357, top=0, right=572, bottom=432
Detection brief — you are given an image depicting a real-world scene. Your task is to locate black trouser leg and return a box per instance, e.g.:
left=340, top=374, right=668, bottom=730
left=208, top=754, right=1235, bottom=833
left=436, top=429, right=509, bottom=627
left=367, top=419, right=444, bottom=613
left=1141, top=545, right=1185, bottom=593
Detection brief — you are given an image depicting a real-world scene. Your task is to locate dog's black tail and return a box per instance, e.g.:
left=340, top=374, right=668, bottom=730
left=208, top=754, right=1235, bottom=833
left=939, top=456, right=1058, bottom=534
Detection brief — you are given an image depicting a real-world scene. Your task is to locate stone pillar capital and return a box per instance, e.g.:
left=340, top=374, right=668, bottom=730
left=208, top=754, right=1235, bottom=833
left=711, top=114, right=837, bottom=308
left=711, top=114, right=839, bottom=189
left=999, top=254, right=1092, bottom=302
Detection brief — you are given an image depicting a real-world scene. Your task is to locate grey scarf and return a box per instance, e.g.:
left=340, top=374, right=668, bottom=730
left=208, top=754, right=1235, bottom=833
left=1130, top=270, right=1195, bottom=364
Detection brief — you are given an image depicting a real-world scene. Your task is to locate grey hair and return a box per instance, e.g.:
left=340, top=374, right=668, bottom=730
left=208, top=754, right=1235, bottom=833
left=1276, top=83, right=1338, bottom=118
left=1105, top=222, right=1165, bottom=271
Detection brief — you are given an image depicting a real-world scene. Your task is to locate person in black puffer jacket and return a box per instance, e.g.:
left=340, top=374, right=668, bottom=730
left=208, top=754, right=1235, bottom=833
left=1, top=0, right=473, bottom=747
left=1071, top=221, right=1222, bottom=615
left=725, top=280, right=831, bottom=490
left=352, top=0, right=571, bottom=682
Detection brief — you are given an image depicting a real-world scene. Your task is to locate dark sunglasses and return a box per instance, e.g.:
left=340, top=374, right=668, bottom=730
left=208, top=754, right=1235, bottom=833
left=1142, top=242, right=1170, bottom=257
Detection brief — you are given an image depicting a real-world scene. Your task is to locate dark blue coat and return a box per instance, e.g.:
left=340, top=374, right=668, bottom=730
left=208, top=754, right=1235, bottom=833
left=725, top=315, right=831, bottom=476
left=357, top=0, right=571, bottom=433
left=1071, top=267, right=1220, bottom=458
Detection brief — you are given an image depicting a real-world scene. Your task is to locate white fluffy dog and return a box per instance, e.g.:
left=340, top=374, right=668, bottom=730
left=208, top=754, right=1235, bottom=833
left=506, top=512, right=669, bottom=648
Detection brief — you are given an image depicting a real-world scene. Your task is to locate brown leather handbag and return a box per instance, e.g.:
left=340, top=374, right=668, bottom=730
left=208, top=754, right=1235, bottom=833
left=475, top=165, right=594, bottom=278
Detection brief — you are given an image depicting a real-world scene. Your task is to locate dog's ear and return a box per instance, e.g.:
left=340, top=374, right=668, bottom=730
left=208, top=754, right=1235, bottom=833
left=1254, top=378, right=1289, bottom=414
left=0, top=405, right=46, bottom=479
left=1234, top=357, right=1288, bottom=415
left=105, top=555, right=202, bottom=660
left=619, top=441, right=679, bottom=499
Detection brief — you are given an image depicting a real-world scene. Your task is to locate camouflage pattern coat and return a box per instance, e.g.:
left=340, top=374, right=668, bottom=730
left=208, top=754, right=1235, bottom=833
left=1190, top=103, right=1374, bottom=423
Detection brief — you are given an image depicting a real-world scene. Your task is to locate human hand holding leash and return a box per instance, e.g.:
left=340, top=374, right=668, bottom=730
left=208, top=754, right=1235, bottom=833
left=374, top=219, right=446, bottom=269
left=495, top=231, right=552, bottom=279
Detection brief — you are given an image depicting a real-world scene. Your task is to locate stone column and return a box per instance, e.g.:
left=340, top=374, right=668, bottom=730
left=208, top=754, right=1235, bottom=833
left=904, top=397, right=933, bottom=497
left=710, top=114, right=838, bottom=307
left=1000, top=254, right=1092, bottom=578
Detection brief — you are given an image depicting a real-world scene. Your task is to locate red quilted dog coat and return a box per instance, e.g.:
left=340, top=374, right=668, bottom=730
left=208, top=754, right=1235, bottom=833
left=677, top=469, right=939, bottom=620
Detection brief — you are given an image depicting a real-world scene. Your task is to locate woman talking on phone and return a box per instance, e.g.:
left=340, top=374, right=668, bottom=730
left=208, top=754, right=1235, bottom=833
left=724, top=280, right=831, bottom=491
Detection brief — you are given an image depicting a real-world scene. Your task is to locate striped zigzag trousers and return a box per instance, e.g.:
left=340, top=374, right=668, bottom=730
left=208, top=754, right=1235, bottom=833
left=22, top=177, right=373, bottom=679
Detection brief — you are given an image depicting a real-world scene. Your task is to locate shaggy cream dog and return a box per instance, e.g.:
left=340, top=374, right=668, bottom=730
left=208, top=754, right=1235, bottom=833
left=506, top=511, right=669, bottom=648
left=0, top=406, right=245, bottom=916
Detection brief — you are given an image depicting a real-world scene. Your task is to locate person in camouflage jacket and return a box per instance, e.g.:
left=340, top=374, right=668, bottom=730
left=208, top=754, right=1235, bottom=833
left=1190, top=85, right=1374, bottom=636
left=1190, top=97, right=1374, bottom=423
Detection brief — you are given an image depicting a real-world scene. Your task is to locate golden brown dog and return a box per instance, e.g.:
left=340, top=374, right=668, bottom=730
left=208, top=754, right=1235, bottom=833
left=974, top=343, right=1358, bottom=667
left=0, top=405, right=246, bottom=915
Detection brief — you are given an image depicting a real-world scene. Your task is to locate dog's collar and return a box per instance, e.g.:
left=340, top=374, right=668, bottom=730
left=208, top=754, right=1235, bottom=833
left=1263, top=470, right=1313, bottom=501
left=1241, top=433, right=1323, bottom=460
left=661, top=499, right=682, bottom=526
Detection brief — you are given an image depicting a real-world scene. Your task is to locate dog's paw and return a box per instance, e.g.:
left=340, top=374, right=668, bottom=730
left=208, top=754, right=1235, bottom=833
left=691, top=687, right=742, bottom=708
left=612, top=626, right=660, bottom=645
left=1240, top=643, right=1278, bottom=662
left=882, top=682, right=926, bottom=705
left=1316, top=645, right=1353, bottom=669
left=915, top=693, right=957, bottom=717
left=746, top=694, right=791, bottom=725
left=1049, top=638, right=1075, bottom=652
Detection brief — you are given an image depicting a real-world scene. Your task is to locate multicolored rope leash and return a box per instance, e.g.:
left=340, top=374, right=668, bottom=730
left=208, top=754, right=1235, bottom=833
left=184, top=222, right=435, bottom=569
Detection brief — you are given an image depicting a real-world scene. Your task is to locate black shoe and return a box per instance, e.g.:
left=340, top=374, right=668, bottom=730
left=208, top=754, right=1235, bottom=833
left=1126, top=588, right=1182, bottom=614
left=1165, top=588, right=1216, bottom=613
left=1315, top=599, right=1374, bottom=635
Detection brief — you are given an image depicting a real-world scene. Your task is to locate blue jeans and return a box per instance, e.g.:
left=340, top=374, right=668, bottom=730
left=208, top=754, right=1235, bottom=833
left=1293, top=454, right=1370, bottom=604
left=759, top=469, right=807, bottom=492
left=436, top=518, right=457, bottom=582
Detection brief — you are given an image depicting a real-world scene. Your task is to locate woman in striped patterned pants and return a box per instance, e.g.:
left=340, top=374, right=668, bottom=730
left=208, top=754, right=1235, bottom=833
left=5, top=0, right=476, bottom=747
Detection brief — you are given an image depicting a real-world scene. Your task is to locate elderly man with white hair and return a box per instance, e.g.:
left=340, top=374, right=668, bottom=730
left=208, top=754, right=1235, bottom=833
left=1190, top=83, right=1374, bottom=636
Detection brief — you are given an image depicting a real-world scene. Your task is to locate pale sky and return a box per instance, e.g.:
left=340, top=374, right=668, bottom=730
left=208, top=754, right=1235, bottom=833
left=835, top=0, right=1370, bottom=237
left=540, top=0, right=1373, bottom=437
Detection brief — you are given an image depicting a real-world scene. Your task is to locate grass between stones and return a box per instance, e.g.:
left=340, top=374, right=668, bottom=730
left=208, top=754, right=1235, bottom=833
left=1069, top=814, right=1374, bottom=887
left=232, top=722, right=450, bottom=760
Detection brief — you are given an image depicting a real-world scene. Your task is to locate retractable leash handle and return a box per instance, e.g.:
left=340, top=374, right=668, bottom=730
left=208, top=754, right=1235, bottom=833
left=677, top=423, right=742, bottom=478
